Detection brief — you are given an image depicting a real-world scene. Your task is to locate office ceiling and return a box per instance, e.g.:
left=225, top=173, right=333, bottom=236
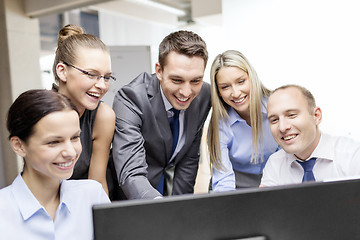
left=153, top=0, right=192, bottom=22
left=153, top=0, right=191, bottom=9
left=38, top=0, right=194, bottom=54
left=24, top=0, right=192, bottom=19
left=154, top=0, right=192, bottom=19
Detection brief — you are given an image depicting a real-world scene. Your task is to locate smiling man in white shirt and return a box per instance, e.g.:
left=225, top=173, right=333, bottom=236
left=260, top=84, right=360, bottom=187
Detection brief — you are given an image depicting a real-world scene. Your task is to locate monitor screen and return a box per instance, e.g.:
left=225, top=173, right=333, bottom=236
left=93, top=179, right=360, bottom=240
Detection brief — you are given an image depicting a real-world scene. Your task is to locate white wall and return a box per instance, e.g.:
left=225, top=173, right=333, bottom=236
left=98, top=11, right=176, bottom=72
left=178, top=22, right=224, bottom=85
left=223, top=0, right=360, bottom=141
left=97, top=9, right=225, bottom=86
left=101, top=46, right=152, bottom=106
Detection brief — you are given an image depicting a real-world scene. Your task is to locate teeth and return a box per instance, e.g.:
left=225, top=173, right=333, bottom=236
left=283, top=134, right=296, bottom=141
left=234, top=96, right=246, bottom=103
left=177, top=97, right=189, bottom=102
left=57, top=161, right=73, bottom=168
left=88, top=92, right=101, bottom=98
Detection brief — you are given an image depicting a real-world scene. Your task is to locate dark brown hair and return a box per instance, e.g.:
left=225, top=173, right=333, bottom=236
left=7, top=89, right=79, bottom=142
left=158, top=30, right=208, bottom=70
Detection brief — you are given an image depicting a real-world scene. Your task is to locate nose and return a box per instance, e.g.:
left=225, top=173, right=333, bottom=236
left=61, top=140, right=78, bottom=159
left=278, top=118, right=290, bottom=133
left=179, top=82, right=192, bottom=97
left=230, top=85, right=241, bottom=98
left=94, top=77, right=108, bottom=90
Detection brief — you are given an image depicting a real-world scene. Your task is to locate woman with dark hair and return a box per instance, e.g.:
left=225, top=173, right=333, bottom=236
left=0, top=89, right=109, bottom=239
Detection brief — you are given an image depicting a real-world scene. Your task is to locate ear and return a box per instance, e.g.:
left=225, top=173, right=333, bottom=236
left=9, top=136, right=27, bottom=158
left=155, top=62, right=163, bottom=81
left=313, top=106, right=322, bottom=125
left=56, top=62, right=68, bottom=83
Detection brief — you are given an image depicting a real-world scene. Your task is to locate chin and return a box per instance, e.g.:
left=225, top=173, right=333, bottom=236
left=62, top=175, right=73, bottom=180
left=86, top=102, right=100, bottom=111
left=283, top=147, right=298, bottom=155
left=61, top=171, right=75, bottom=180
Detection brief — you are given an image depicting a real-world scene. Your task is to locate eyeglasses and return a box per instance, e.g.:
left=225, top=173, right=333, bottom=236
left=63, top=62, right=116, bottom=83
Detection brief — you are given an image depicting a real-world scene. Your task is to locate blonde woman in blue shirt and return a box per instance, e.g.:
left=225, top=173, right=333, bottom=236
left=208, top=50, right=279, bottom=191
left=0, top=89, right=110, bottom=239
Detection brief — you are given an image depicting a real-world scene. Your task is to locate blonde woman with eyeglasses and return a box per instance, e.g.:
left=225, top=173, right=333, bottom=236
left=52, top=24, right=115, bottom=196
left=208, top=50, right=279, bottom=191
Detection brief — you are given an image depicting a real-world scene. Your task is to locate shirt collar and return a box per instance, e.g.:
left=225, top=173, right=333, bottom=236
left=160, top=86, right=174, bottom=112
left=11, top=174, right=45, bottom=221
left=310, top=132, right=334, bottom=160
left=228, top=107, right=245, bottom=125
left=59, top=180, right=73, bottom=214
left=160, top=85, right=184, bottom=118
left=11, top=174, right=71, bottom=221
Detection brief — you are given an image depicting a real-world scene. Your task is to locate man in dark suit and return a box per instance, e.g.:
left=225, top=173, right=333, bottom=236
left=112, top=30, right=211, bottom=199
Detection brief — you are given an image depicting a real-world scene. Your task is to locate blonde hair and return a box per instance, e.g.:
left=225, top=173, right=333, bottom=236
left=52, top=24, right=108, bottom=85
left=208, top=50, right=271, bottom=170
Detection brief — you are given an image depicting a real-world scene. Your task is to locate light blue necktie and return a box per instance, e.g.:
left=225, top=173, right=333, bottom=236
left=297, top=158, right=316, bottom=182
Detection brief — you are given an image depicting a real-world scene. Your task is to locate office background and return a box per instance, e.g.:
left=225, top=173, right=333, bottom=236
left=1, top=0, right=359, bottom=189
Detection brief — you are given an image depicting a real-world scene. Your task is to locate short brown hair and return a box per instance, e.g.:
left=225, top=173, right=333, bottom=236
left=158, top=30, right=208, bottom=70
left=272, top=84, right=316, bottom=113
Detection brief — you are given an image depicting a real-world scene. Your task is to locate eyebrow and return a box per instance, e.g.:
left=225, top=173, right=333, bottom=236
left=85, top=68, right=113, bottom=75
left=168, top=74, right=203, bottom=80
left=267, top=109, right=299, bottom=119
left=285, top=109, right=299, bottom=113
left=168, top=74, right=183, bottom=79
left=42, top=136, right=63, bottom=143
left=267, top=114, right=276, bottom=119
left=44, top=130, right=81, bottom=139
left=47, top=136, right=63, bottom=139
left=217, top=76, right=246, bottom=84
left=192, top=76, right=203, bottom=80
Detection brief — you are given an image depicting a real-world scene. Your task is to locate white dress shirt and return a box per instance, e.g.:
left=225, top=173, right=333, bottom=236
left=0, top=174, right=110, bottom=240
left=261, top=133, right=360, bottom=186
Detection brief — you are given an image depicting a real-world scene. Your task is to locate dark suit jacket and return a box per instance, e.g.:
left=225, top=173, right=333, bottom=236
left=112, top=72, right=211, bottom=200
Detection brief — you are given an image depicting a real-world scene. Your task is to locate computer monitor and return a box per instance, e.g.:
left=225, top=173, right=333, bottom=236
left=93, top=179, right=360, bottom=240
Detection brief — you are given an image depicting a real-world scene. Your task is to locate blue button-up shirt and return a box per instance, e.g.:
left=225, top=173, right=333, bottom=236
left=212, top=102, right=279, bottom=192
left=0, top=174, right=110, bottom=240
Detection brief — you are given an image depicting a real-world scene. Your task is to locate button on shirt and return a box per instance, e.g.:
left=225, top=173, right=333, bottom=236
left=0, top=174, right=110, bottom=240
left=261, top=133, right=360, bottom=186
left=212, top=103, right=279, bottom=192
